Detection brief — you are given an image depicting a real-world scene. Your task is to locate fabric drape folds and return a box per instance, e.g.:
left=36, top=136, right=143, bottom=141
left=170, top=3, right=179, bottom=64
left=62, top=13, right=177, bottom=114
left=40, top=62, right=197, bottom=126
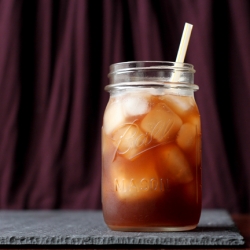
left=0, top=0, right=250, bottom=212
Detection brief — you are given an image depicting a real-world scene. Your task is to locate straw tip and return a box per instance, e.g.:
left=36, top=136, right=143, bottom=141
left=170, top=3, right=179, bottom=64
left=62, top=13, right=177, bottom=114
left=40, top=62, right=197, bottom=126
left=185, top=22, right=193, bottom=28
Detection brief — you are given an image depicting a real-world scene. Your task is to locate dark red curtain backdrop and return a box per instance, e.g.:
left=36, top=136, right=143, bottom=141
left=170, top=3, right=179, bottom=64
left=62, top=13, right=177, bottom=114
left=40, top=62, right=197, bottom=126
left=0, top=0, right=250, bottom=212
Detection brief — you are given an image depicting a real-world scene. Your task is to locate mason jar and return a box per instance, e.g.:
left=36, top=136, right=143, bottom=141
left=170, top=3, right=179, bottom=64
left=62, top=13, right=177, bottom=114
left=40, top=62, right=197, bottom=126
left=102, top=61, right=201, bottom=231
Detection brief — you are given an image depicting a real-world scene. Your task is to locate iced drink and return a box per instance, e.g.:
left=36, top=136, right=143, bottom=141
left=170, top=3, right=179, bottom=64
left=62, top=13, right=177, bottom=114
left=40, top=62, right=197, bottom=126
left=102, top=62, right=201, bottom=231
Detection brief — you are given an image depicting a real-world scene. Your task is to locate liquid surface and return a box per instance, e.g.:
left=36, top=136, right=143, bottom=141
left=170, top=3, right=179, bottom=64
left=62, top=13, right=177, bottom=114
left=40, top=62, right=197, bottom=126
left=102, top=88, right=202, bottom=231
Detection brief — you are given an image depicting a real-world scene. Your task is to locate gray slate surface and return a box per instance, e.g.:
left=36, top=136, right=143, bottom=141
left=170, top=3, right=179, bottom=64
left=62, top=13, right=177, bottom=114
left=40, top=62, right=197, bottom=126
left=0, top=209, right=244, bottom=246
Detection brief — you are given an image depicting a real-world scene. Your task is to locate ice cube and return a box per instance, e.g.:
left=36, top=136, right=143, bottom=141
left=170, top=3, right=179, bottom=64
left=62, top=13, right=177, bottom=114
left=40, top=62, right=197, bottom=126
left=122, top=92, right=150, bottom=117
left=112, top=123, right=148, bottom=160
left=103, top=100, right=125, bottom=135
left=147, top=88, right=166, bottom=96
left=176, top=123, right=196, bottom=152
left=110, top=154, right=162, bottom=200
left=187, top=114, right=201, bottom=136
left=140, top=103, right=182, bottom=143
left=189, top=134, right=202, bottom=167
left=161, top=95, right=195, bottom=119
left=157, top=144, right=193, bottom=184
left=102, top=129, right=116, bottom=169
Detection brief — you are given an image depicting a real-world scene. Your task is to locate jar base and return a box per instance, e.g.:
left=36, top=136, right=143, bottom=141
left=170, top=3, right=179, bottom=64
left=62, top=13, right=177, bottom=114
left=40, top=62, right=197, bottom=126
left=108, top=224, right=197, bottom=232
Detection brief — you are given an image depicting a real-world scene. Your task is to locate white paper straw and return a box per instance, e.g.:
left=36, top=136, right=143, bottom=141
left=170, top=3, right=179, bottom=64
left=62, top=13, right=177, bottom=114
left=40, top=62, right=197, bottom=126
left=172, top=23, right=193, bottom=82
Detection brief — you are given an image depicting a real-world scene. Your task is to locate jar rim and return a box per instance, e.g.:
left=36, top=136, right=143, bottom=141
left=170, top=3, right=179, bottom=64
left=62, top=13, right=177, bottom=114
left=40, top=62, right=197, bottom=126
left=108, top=61, right=195, bottom=77
left=104, top=81, right=199, bottom=92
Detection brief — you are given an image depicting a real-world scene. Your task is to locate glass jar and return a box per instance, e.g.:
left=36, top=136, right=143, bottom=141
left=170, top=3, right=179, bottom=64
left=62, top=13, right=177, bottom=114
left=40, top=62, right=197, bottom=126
left=102, top=61, right=201, bottom=231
